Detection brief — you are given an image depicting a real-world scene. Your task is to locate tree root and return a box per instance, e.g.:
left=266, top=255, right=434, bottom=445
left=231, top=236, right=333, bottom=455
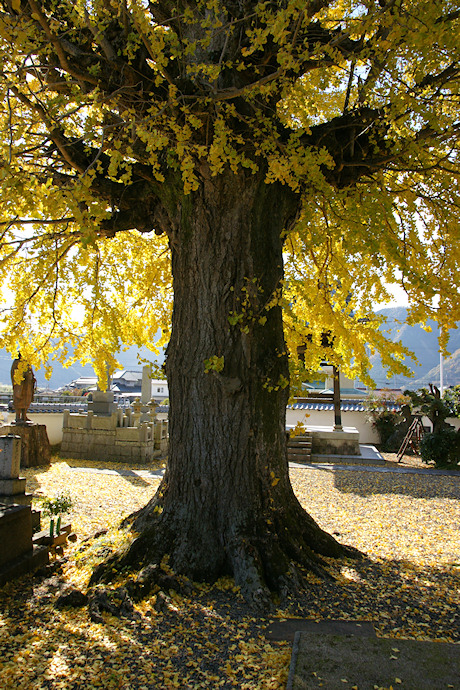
left=87, top=586, right=140, bottom=624
left=89, top=496, right=363, bottom=613
left=124, top=563, right=193, bottom=602
left=87, top=562, right=194, bottom=624
left=229, top=540, right=273, bottom=612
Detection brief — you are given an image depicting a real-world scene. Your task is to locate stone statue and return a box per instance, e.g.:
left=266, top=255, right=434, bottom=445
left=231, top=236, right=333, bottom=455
left=11, top=354, right=36, bottom=424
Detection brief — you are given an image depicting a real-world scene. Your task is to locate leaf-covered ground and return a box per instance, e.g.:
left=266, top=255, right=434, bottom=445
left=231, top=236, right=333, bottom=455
left=0, top=456, right=458, bottom=689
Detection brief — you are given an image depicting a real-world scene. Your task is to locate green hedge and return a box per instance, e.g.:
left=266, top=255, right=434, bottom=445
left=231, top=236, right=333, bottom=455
left=420, top=429, right=460, bottom=468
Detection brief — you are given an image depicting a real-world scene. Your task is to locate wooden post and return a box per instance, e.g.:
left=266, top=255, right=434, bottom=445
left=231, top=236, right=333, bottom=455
left=333, top=366, right=343, bottom=430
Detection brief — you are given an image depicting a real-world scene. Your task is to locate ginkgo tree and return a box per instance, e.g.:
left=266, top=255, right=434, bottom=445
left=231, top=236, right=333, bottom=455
left=0, top=0, right=459, bottom=605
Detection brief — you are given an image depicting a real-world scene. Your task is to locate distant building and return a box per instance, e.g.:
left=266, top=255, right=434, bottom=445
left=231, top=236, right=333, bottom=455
left=111, top=370, right=142, bottom=392
left=67, top=369, right=168, bottom=402
left=151, top=380, right=168, bottom=400
left=111, top=371, right=168, bottom=401
left=302, top=366, right=365, bottom=399
left=66, top=376, right=98, bottom=391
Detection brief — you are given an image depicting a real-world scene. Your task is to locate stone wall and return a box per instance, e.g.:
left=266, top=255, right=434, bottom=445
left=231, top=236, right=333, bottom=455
left=3, top=406, right=456, bottom=449
left=61, top=409, right=168, bottom=463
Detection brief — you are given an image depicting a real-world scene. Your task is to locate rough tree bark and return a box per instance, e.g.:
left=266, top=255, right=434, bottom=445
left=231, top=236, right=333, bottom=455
left=95, top=168, right=356, bottom=606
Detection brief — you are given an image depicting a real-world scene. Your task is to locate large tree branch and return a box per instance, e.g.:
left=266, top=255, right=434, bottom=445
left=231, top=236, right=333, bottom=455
left=6, top=1, right=164, bottom=107
left=417, top=63, right=460, bottom=91
left=83, top=8, right=117, bottom=63
left=9, top=79, right=162, bottom=205
left=11, top=87, right=92, bottom=174
left=305, top=108, right=460, bottom=188
left=98, top=196, right=172, bottom=237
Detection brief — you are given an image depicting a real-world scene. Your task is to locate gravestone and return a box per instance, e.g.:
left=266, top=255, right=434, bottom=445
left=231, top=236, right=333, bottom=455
left=141, top=364, right=151, bottom=403
left=0, top=437, right=48, bottom=585
left=0, top=504, right=49, bottom=586
left=0, top=435, right=41, bottom=531
left=0, top=434, right=20, bottom=477
left=0, top=435, right=31, bottom=505
left=88, top=391, right=116, bottom=416
left=0, top=503, right=34, bottom=567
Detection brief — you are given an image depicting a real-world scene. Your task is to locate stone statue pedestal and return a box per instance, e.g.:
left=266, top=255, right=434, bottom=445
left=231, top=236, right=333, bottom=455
left=0, top=424, right=51, bottom=468
left=88, top=391, right=116, bottom=416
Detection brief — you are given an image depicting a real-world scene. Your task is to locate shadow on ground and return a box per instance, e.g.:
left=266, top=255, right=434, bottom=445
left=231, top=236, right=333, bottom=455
left=332, top=468, right=460, bottom=499
left=284, top=555, right=460, bottom=642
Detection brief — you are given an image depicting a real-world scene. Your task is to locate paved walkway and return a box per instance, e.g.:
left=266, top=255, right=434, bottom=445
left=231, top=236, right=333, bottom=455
left=289, top=462, right=459, bottom=476
left=67, top=466, right=165, bottom=478
left=67, top=463, right=459, bottom=478
left=287, top=629, right=460, bottom=690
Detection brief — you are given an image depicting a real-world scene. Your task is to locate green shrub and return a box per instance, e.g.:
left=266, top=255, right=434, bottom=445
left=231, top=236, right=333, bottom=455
left=364, top=390, right=410, bottom=450
left=40, top=492, right=73, bottom=536
left=405, top=385, right=451, bottom=435
left=443, top=385, right=460, bottom=418
left=372, top=412, right=400, bottom=449
left=420, top=429, right=460, bottom=468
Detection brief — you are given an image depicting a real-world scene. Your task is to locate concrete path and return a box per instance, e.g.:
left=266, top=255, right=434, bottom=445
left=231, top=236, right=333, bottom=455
left=289, top=462, right=459, bottom=477
left=66, top=466, right=165, bottom=478
left=287, top=630, right=460, bottom=690
left=66, top=462, right=459, bottom=479
left=266, top=618, right=376, bottom=643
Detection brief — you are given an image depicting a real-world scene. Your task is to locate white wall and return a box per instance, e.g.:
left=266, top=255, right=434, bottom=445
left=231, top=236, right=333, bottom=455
left=286, top=408, right=460, bottom=444
left=447, top=417, right=460, bottom=431
left=2, top=409, right=458, bottom=450
left=3, top=412, right=64, bottom=446
left=286, top=408, right=380, bottom=444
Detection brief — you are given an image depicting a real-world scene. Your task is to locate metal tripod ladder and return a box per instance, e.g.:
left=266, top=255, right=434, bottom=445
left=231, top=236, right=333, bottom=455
left=397, top=416, right=425, bottom=462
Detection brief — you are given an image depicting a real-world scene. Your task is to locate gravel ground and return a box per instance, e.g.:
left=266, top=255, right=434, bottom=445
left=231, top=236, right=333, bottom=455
left=0, top=456, right=458, bottom=689
left=380, top=451, right=451, bottom=469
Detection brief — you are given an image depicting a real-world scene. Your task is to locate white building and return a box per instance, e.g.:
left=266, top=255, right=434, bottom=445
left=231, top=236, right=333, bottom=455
left=150, top=379, right=169, bottom=400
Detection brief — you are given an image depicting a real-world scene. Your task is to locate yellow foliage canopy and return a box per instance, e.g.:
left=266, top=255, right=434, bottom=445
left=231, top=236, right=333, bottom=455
left=0, top=0, right=459, bottom=383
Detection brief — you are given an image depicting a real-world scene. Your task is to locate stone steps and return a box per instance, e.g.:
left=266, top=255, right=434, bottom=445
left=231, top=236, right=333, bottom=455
left=287, top=442, right=386, bottom=466
left=287, top=433, right=313, bottom=463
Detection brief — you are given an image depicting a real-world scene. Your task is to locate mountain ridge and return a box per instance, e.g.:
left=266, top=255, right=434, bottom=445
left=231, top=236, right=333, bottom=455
left=0, top=307, right=458, bottom=389
left=371, top=307, right=460, bottom=388
left=0, top=345, right=164, bottom=390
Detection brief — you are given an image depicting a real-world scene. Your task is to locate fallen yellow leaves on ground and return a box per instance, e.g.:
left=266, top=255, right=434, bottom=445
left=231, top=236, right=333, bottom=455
left=0, top=457, right=458, bottom=689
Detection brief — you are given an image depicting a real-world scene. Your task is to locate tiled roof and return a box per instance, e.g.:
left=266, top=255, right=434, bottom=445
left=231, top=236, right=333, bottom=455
left=25, top=401, right=169, bottom=414
left=288, top=399, right=401, bottom=412
left=29, top=402, right=88, bottom=413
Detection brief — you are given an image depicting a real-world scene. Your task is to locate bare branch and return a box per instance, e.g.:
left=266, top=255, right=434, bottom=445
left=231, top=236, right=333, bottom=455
left=0, top=217, right=76, bottom=227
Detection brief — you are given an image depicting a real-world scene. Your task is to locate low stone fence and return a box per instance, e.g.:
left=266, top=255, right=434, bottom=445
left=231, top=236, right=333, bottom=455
left=61, top=408, right=168, bottom=463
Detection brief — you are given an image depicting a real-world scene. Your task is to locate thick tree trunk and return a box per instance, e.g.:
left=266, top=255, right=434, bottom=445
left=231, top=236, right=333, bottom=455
left=98, top=169, right=353, bottom=606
